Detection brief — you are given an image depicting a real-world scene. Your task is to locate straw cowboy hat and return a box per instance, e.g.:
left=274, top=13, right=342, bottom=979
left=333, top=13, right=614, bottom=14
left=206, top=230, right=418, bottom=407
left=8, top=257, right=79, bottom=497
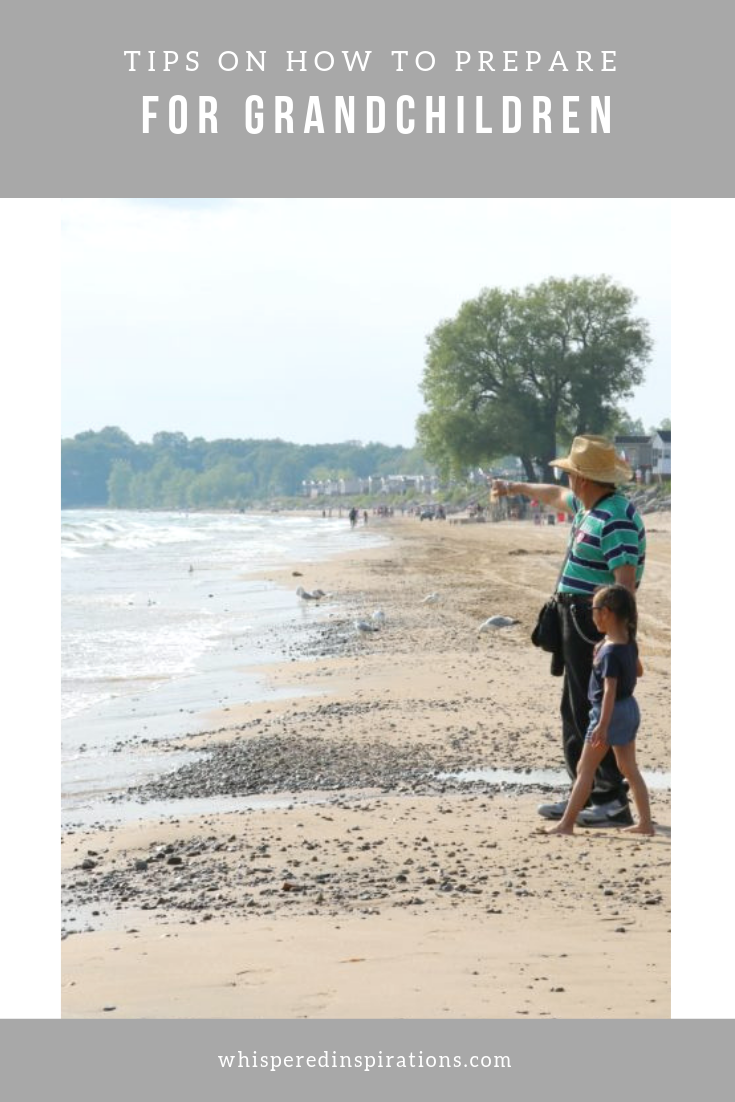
left=551, top=435, right=632, bottom=485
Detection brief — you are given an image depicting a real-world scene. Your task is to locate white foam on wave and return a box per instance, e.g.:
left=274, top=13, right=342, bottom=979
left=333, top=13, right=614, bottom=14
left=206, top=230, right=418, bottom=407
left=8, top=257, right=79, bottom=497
left=61, top=508, right=389, bottom=724
left=62, top=620, right=215, bottom=685
left=61, top=511, right=211, bottom=554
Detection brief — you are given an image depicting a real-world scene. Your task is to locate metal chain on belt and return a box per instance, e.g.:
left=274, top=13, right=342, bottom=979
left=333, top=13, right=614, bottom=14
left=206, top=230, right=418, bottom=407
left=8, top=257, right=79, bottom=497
left=569, top=601, right=602, bottom=646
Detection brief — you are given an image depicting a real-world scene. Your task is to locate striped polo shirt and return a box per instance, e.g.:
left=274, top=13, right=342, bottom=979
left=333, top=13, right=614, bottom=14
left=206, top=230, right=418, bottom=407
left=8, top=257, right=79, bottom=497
left=557, top=491, right=646, bottom=596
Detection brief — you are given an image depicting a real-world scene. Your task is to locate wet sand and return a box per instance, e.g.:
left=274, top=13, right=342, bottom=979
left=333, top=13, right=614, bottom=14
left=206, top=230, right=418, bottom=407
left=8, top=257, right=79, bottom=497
left=61, top=514, right=670, bottom=1018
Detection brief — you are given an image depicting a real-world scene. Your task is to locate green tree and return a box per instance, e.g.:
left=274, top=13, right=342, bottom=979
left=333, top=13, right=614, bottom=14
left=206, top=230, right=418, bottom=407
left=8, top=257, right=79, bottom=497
left=62, top=430, right=427, bottom=508
left=187, top=461, right=255, bottom=507
left=614, top=414, right=647, bottom=436
left=107, top=458, right=134, bottom=507
left=417, top=276, right=651, bottom=482
left=151, top=431, right=192, bottom=468
left=649, top=417, right=671, bottom=434
left=61, top=426, right=137, bottom=506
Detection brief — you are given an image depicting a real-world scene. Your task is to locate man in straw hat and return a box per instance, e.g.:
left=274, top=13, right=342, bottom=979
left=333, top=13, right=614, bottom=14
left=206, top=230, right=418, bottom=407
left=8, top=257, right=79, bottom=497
left=492, top=435, right=646, bottom=826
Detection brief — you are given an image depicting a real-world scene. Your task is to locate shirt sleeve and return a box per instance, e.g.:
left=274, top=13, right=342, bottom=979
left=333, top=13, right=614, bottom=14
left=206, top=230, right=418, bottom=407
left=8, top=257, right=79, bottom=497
left=597, top=647, right=622, bottom=681
left=600, top=514, right=641, bottom=569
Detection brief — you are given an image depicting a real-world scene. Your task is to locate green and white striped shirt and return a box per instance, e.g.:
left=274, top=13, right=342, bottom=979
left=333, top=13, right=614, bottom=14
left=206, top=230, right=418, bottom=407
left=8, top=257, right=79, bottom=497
left=557, top=491, right=646, bottom=596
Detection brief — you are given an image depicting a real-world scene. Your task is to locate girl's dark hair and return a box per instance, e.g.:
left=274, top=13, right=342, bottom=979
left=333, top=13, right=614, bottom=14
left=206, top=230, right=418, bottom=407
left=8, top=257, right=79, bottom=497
left=594, top=584, right=638, bottom=642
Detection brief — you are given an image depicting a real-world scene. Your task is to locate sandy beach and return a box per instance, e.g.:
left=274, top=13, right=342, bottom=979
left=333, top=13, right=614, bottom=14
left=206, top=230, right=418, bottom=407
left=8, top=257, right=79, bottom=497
left=61, top=513, right=670, bottom=1018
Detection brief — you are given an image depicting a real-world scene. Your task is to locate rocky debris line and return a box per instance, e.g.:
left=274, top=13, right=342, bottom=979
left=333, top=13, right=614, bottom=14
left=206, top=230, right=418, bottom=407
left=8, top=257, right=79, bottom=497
left=285, top=619, right=368, bottom=659
left=126, top=728, right=490, bottom=804
left=629, top=487, right=671, bottom=514
left=61, top=816, right=509, bottom=932
left=178, top=689, right=552, bottom=763
left=273, top=608, right=412, bottom=662
left=283, top=603, right=513, bottom=661
left=61, top=798, right=670, bottom=936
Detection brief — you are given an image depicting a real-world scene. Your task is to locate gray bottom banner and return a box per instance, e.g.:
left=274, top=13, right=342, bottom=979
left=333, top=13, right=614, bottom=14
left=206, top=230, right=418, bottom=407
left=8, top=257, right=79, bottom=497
left=1, top=1020, right=725, bottom=1099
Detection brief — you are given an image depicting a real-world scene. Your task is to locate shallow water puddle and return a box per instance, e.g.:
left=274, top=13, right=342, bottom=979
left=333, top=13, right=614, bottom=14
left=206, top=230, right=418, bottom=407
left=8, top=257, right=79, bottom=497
left=62, top=768, right=671, bottom=831
left=61, top=791, right=313, bottom=830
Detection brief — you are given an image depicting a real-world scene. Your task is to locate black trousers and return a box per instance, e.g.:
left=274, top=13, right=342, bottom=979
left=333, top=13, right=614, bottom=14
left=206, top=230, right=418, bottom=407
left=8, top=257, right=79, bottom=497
left=558, top=598, right=629, bottom=807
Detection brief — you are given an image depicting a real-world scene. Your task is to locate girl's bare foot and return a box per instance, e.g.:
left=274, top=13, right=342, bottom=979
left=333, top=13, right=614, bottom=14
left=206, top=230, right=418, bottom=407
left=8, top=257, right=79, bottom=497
left=622, top=823, right=655, bottom=836
left=545, top=824, right=575, bottom=836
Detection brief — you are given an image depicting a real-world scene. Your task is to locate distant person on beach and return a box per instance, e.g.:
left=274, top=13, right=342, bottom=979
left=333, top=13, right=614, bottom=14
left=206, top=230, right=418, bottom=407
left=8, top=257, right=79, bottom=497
left=349, top=507, right=358, bottom=528
left=492, top=435, right=646, bottom=828
left=363, top=510, right=369, bottom=525
left=546, top=584, right=653, bottom=836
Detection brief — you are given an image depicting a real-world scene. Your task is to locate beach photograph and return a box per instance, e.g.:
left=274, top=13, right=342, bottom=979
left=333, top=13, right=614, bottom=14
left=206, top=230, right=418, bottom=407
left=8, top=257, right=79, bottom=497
left=60, top=198, right=671, bottom=1018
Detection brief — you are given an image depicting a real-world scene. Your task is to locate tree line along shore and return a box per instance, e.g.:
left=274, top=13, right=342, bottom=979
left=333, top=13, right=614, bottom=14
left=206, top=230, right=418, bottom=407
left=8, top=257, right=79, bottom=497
left=63, top=275, right=668, bottom=511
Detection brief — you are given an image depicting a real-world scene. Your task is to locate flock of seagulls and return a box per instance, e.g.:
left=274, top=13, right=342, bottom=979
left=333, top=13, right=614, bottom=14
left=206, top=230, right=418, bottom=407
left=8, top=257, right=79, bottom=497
left=296, top=584, right=518, bottom=638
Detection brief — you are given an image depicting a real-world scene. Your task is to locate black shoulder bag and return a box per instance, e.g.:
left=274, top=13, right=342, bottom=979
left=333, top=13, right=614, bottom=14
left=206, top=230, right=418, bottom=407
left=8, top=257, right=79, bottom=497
left=530, top=524, right=576, bottom=660
left=530, top=572, right=565, bottom=653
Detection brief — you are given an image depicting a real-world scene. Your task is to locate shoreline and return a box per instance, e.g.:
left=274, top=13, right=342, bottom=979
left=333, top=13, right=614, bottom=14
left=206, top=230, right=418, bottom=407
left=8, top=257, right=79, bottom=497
left=61, top=512, right=392, bottom=824
left=62, top=514, right=670, bottom=1018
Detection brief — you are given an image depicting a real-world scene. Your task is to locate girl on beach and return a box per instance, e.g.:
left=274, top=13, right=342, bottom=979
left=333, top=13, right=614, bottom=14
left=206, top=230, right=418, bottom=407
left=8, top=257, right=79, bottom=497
left=546, top=584, right=654, bottom=836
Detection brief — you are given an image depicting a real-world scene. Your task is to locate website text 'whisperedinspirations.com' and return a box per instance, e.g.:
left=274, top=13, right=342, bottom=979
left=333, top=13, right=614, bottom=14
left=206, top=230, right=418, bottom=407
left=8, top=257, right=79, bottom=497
left=218, top=1050, right=512, bottom=1071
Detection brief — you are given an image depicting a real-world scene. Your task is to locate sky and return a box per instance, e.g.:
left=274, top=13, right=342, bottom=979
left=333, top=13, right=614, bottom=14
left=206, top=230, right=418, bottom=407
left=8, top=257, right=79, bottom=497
left=61, top=197, right=670, bottom=447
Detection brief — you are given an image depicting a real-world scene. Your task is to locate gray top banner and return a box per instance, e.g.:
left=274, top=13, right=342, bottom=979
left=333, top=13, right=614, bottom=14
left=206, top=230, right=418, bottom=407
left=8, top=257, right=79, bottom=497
left=5, top=0, right=733, bottom=196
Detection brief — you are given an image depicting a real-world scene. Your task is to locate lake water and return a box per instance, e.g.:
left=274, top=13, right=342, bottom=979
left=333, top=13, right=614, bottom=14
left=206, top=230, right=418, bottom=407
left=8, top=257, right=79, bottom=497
left=61, top=508, right=388, bottom=819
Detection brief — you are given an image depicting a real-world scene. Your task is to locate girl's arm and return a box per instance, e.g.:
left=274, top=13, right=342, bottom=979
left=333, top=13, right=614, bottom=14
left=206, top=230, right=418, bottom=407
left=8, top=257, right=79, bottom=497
left=636, top=656, right=644, bottom=677
left=590, top=677, right=617, bottom=748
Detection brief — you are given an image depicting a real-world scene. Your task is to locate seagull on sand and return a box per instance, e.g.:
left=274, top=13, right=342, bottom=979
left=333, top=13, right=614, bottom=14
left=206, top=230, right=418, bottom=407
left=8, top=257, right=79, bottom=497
left=478, top=615, right=519, bottom=632
left=296, top=585, right=326, bottom=601
left=355, top=619, right=380, bottom=634
left=422, top=593, right=440, bottom=604
left=371, top=609, right=386, bottom=625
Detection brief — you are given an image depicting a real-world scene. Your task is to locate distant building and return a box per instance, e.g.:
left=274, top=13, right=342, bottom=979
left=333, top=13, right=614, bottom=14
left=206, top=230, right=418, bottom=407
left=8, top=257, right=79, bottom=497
left=302, top=474, right=437, bottom=497
left=379, top=473, right=439, bottom=495
left=338, top=477, right=368, bottom=495
left=651, top=429, right=671, bottom=478
left=614, top=435, right=654, bottom=473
